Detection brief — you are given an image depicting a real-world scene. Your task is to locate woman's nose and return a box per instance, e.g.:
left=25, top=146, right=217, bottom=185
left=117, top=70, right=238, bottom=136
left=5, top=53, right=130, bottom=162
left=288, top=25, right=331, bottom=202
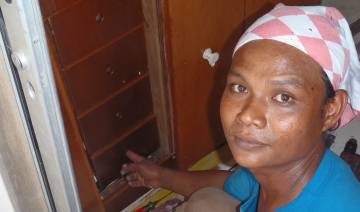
left=235, top=97, right=266, bottom=129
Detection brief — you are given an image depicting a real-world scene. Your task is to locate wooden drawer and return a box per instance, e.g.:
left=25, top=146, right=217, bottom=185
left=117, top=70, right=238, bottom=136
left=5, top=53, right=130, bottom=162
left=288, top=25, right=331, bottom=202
left=49, top=0, right=143, bottom=66
left=92, top=120, right=159, bottom=190
left=78, top=79, right=153, bottom=155
left=64, top=28, right=147, bottom=115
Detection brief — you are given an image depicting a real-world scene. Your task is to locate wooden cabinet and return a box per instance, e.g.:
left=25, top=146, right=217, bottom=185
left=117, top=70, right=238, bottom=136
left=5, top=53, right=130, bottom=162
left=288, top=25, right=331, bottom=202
left=40, top=0, right=170, bottom=211
left=164, top=0, right=246, bottom=169
left=39, top=0, right=320, bottom=211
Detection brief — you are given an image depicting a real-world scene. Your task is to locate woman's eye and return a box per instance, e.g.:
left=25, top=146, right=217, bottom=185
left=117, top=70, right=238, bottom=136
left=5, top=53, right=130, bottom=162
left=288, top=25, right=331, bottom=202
left=273, top=93, right=293, bottom=103
left=231, top=84, right=247, bottom=93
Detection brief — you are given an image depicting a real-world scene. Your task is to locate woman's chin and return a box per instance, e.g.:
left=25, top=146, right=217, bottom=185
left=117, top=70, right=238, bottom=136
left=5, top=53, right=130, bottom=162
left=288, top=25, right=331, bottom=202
left=227, top=138, right=271, bottom=166
left=231, top=148, right=269, bottom=169
left=234, top=156, right=263, bottom=169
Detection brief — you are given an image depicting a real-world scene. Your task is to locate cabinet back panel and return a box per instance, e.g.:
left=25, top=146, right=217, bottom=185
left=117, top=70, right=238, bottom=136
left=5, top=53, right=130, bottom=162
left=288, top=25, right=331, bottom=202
left=65, top=28, right=147, bottom=115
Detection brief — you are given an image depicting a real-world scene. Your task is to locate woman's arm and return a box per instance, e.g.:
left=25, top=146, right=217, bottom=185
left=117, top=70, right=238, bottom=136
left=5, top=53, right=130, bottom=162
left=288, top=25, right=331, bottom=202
left=121, top=151, right=230, bottom=197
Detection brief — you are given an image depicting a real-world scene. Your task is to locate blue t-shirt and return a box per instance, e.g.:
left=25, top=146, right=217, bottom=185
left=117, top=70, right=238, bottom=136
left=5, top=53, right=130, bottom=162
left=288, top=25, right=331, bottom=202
left=224, top=149, right=360, bottom=211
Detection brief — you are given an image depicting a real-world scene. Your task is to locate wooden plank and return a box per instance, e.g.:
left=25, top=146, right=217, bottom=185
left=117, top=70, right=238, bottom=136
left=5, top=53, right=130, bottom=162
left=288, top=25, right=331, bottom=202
left=142, top=0, right=174, bottom=158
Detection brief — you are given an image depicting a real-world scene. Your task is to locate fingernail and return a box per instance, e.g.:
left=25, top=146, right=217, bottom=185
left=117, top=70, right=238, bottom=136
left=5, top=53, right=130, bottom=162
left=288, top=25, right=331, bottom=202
left=120, top=170, right=125, bottom=175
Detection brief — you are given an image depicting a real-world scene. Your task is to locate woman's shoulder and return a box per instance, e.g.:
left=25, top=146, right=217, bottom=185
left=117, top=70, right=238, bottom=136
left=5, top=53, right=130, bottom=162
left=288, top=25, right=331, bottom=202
left=308, top=149, right=360, bottom=208
left=280, top=150, right=360, bottom=211
left=225, top=168, right=257, bottom=185
left=223, top=168, right=259, bottom=201
left=325, top=149, right=360, bottom=187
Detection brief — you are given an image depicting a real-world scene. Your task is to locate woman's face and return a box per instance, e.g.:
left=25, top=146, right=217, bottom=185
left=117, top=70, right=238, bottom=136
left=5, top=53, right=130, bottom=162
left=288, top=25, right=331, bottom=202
left=220, top=40, right=328, bottom=169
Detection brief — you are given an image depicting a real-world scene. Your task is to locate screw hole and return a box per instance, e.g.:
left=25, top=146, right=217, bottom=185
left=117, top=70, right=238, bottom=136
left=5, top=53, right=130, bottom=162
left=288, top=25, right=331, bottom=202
left=27, top=82, right=36, bottom=99
left=95, top=13, right=104, bottom=23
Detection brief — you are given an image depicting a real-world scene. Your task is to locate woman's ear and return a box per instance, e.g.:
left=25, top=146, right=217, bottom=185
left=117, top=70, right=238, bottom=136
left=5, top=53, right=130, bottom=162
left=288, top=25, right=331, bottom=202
left=322, top=90, right=348, bottom=131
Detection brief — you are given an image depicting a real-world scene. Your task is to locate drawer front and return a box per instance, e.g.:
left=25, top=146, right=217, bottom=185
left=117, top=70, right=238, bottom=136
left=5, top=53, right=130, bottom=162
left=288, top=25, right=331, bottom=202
left=65, top=28, right=147, bottom=115
left=39, top=0, right=73, bottom=17
left=78, top=79, right=153, bottom=155
left=50, top=0, right=143, bottom=66
left=92, top=120, right=159, bottom=190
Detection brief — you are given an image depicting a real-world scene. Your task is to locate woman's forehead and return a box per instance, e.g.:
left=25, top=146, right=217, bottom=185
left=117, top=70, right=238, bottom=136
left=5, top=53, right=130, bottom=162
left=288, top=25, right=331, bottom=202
left=231, top=40, right=323, bottom=83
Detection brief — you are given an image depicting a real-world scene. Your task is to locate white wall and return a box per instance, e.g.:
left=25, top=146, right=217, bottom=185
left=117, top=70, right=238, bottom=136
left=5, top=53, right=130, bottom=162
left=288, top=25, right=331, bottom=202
left=322, top=0, right=360, bottom=23
left=0, top=173, right=14, bottom=212
left=322, top=0, right=360, bottom=44
left=331, top=116, right=360, bottom=155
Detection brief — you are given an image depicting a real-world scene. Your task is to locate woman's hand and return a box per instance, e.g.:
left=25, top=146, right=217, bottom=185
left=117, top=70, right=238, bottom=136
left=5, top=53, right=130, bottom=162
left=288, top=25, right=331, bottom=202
left=121, top=150, right=164, bottom=188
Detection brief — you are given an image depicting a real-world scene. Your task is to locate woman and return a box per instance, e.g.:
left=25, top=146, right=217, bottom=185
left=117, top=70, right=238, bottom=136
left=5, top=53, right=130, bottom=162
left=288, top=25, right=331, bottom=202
left=121, top=4, right=360, bottom=211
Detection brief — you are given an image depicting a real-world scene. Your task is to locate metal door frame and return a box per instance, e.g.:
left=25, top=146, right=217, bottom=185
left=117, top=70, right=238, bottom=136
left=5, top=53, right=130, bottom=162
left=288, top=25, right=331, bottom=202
left=0, top=0, right=81, bottom=211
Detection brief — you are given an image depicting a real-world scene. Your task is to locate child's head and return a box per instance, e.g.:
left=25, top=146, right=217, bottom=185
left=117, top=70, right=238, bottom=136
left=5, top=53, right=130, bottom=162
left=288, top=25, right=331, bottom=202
left=220, top=4, right=360, bottom=169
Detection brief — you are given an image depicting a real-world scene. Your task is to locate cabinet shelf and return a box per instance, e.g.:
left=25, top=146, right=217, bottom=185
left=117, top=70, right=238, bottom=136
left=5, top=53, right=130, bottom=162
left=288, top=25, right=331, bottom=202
left=62, top=23, right=144, bottom=71
left=91, top=113, right=156, bottom=160
left=77, top=72, right=149, bottom=119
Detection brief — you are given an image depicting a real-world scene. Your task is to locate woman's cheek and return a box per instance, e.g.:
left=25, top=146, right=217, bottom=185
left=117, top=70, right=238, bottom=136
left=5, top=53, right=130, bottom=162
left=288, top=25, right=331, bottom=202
left=275, top=116, right=299, bottom=132
left=220, top=97, right=237, bottom=124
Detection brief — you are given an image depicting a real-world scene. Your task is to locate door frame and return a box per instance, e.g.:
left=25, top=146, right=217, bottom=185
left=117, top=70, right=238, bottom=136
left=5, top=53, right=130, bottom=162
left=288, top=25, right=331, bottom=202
left=0, top=0, right=81, bottom=211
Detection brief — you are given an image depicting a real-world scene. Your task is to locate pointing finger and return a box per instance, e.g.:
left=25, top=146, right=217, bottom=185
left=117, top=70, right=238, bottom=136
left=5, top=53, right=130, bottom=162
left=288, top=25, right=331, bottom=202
left=126, top=150, right=145, bottom=163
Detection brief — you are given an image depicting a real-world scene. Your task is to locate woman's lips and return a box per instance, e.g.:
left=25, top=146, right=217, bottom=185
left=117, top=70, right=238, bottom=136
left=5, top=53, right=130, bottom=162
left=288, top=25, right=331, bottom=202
left=233, top=136, right=268, bottom=151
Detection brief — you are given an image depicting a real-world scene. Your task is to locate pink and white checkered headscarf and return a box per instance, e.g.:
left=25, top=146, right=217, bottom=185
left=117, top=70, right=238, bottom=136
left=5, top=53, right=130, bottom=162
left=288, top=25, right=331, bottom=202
left=234, top=3, right=360, bottom=127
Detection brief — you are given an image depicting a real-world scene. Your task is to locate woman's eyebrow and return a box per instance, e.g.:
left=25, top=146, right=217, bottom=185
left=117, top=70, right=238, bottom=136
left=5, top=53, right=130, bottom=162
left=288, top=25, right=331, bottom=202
left=228, top=69, right=245, bottom=80
left=269, top=78, right=305, bottom=88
